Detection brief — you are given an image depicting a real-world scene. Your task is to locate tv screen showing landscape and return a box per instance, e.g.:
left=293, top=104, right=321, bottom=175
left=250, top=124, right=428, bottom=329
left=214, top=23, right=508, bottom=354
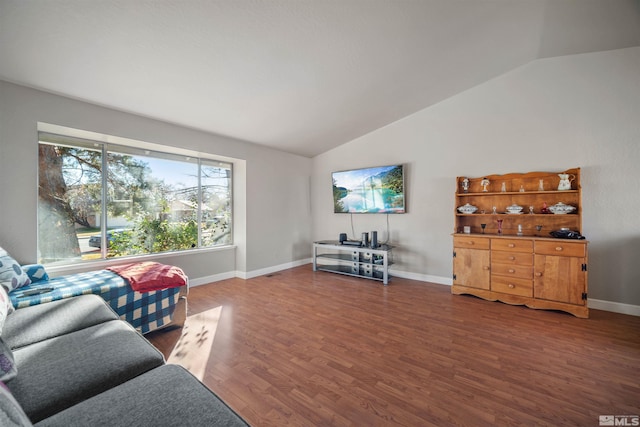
left=332, top=164, right=405, bottom=214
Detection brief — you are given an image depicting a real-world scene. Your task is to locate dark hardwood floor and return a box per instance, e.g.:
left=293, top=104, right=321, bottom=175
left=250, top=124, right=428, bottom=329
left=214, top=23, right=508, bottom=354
left=146, top=265, right=640, bottom=426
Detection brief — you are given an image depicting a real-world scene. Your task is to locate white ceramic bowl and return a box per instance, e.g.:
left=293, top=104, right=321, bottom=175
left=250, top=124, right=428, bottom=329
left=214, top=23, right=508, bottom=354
left=506, top=204, right=523, bottom=214
left=549, top=202, right=576, bottom=214
left=457, top=203, right=478, bottom=214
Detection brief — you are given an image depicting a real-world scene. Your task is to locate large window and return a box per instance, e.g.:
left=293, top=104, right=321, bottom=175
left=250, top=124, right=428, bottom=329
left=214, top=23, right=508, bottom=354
left=38, top=133, right=232, bottom=265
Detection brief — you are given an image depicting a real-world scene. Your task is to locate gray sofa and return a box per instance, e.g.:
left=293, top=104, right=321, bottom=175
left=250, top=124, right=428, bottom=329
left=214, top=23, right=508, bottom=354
left=1, top=294, right=249, bottom=426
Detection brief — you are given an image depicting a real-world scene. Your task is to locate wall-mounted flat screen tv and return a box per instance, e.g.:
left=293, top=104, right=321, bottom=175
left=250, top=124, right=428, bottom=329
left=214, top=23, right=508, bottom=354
left=332, top=164, right=405, bottom=214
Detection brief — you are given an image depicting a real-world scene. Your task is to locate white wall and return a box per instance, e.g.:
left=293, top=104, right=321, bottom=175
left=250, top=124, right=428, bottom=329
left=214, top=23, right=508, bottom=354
left=312, top=47, right=640, bottom=309
left=2, top=47, right=638, bottom=311
left=0, top=80, right=312, bottom=281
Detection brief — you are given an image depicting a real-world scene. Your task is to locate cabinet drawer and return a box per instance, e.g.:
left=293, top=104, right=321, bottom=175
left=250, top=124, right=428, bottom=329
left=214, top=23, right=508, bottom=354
left=535, top=241, right=586, bottom=257
left=491, top=263, right=532, bottom=279
left=491, top=238, right=533, bottom=253
left=491, top=276, right=533, bottom=297
left=453, top=236, right=490, bottom=250
left=491, top=250, right=533, bottom=266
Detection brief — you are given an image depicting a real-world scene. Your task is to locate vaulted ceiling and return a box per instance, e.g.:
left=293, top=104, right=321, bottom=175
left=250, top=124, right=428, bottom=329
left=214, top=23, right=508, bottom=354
left=1, top=0, right=639, bottom=157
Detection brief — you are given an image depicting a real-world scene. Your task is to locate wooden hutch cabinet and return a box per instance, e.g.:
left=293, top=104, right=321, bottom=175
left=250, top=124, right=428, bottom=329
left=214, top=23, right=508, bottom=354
left=452, top=168, right=588, bottom=318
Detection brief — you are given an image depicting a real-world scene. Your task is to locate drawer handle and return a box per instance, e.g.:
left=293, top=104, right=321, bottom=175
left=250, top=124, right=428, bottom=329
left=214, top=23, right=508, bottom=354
left=508, top=284, right=515, bottom=289
left=535, top=272, right=543, bottom=277
left=509, top=256, right=516, bottom=261
left=508, top=269, right=515, bottom=274
left=555, top=246, right=563, bottom=251
left=483, top=266, right=490, bottom=270
left=508, top=243, right=515, bottom=248
left=467, top=241, right=475, bottom=245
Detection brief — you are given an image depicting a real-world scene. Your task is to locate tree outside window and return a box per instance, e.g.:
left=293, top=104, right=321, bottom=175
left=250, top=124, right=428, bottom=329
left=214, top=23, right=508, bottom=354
left=38, top=134, right=232, bottom=265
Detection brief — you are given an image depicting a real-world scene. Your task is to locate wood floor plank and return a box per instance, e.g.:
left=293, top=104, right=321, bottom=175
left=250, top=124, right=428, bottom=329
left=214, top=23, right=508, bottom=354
left=147, top=265, right=640, bottom=426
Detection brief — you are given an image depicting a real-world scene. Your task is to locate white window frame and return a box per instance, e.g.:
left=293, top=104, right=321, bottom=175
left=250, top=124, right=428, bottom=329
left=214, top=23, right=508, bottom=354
left=37, top=123, right=234, bottom=266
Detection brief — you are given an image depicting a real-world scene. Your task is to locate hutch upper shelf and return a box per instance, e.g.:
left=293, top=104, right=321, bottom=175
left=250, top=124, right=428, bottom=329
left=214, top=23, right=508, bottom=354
left=454, top=168, right=582, bottom=236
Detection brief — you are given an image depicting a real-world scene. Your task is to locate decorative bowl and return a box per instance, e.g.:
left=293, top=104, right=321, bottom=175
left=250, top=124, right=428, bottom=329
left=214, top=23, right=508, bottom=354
left=457, top=203, right=478, bottom=214
left=548, top=202, right=576, bottom=214
left=506, top=204, right=523, bottom=214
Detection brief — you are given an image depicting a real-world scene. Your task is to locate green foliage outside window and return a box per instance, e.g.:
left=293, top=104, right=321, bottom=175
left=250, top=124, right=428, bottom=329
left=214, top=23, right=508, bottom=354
left=38, top=134, right=232, bottom=264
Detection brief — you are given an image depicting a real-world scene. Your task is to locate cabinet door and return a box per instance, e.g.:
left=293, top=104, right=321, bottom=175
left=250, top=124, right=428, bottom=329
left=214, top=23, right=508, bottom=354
left=454, top=248, right=490, bottom=290
left=534, top=255, right=586, bottom=305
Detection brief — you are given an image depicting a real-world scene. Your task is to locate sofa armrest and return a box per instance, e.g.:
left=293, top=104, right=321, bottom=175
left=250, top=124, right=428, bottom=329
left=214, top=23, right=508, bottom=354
left=21, top=264, right=49, bottom=283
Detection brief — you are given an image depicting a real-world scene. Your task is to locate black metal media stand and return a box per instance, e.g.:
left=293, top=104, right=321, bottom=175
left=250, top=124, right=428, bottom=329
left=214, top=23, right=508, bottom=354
left=312, top=241, right=393, bottom=285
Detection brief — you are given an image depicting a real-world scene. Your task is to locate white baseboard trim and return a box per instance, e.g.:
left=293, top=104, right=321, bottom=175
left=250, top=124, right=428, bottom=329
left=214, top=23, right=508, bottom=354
left=189, top=263, right=639, bottom=317
left=389, top=269, right=452, bottom=286
left=239, top=258, right=313, bottom=280
left=392, top=271, right=640, bottom=317
left=189, top=258, right=313, bottom=286
left=188, top=271, right=237, bottom=287
left=188, top=262, right=450, bottom=285
left=588, top=299, right=640, bottom=317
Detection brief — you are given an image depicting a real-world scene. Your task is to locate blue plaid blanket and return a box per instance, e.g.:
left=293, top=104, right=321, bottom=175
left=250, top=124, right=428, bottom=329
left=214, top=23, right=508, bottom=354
left=10, top=269, right=183, bottom=334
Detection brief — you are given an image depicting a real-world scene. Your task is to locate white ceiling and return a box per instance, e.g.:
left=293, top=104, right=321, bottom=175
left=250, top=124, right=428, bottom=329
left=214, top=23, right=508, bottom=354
left=1, top=0, right=639, bottom=157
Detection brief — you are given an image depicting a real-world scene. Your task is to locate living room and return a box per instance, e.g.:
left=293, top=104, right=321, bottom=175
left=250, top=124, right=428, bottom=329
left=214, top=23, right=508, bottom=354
left=1, top=1, right=639, bottom=425
left=2, top=1, right=639, bottom=315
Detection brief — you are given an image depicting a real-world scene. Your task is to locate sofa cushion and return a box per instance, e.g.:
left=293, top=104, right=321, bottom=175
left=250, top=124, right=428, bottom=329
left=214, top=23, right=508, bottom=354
left=0, top=381, right=32, bottom=427
left=3, top=295, right=119, bottom=350
left=7, top=320, right=164, bottom=422
left=35, top=364, right=249, bottom=427
left=0, top=247, right=31, bottom=292
left=20, top=265, right=48, bottom=284
left=0, top=338, right=17, bottom=382
left=0, top=285, right=14, bottom=336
